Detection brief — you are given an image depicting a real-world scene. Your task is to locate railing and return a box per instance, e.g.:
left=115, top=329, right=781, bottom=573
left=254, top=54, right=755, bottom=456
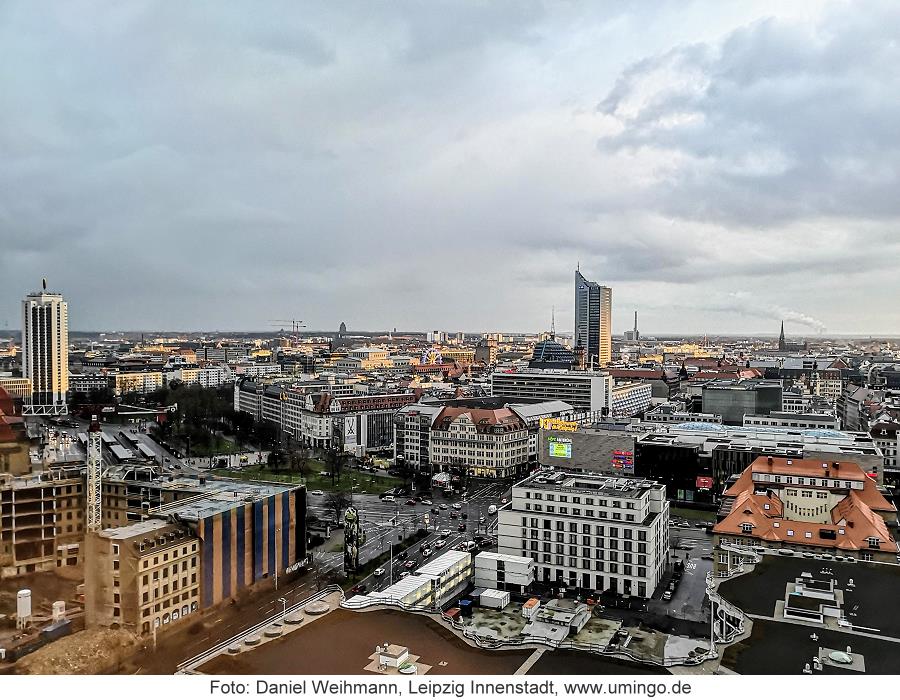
left=176, top=584, right=342, bottom=674
left=342, top=594, right=707, bottom=668
left=705, top=571, right=749, bottom=646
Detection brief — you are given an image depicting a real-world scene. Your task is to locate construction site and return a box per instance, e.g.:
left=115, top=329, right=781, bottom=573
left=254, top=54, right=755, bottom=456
left=0, top=406, right=309, bottom=673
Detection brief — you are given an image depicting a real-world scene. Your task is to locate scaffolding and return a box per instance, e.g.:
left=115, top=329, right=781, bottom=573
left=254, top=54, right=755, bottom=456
left=86, top=418, right=102, bottom=532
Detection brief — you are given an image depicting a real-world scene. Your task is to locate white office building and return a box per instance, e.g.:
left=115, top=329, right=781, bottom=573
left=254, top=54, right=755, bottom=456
left=491, top=370, right=613, bottom=412
left=22, top=286, right=69, bottom=415
left=498, top=472, right=669, bottom=597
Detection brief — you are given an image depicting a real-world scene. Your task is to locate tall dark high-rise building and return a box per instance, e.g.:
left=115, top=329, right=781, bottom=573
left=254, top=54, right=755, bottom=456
left=574, top=268, right=612, bottom=367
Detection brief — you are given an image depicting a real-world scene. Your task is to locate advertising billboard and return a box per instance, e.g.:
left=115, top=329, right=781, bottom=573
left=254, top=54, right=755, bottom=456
left=611, top=449, right=634, bottom=474
left=695, top=476, right=714, bottom=490
left=548, top=437, right=572, bottom=458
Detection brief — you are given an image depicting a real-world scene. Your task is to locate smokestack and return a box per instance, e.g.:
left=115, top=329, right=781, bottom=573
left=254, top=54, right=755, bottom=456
left=634, top=311, right=638, bottom=333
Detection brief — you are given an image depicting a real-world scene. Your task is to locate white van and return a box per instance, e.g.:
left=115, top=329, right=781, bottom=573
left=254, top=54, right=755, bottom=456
left=487, top=505, right=498, bottom=515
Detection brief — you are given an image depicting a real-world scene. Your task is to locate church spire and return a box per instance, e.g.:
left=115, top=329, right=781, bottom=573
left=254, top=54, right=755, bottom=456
left=778, top=320, right=786, bottom=350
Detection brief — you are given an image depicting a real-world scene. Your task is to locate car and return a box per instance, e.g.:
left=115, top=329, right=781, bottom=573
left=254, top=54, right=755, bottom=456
left=479, top=515, right=486, bottom=524
left=461, top=513, right=468, bottom=520
left=405, top=499, right=416, bottom=505
left=350, top=583, right=367, bottom=594
left=450, top=511, right=458, bottom=519
left=662, top=591, right=672, bottom=601
left=373, top=567, right=385, bottom=577
left=404, top=559, right=417, bottom=570
left=440, top=529, right=451, bottom=537
left=431, top=507, right=440, bottom=514
left=487, top=505, right=498, bottom=515
left=458, top=523, right=466, bottom=531
left=434, top=539, right=446, bottom=548
left=439, top=504, right=449, bottom=510
left=310, top=490, right=324, bottom=496
left=421, top=547, right=433, bottom=558
left=421, top=499, right=433, bottom=505
left=694, top=521, right=707, bottom=528
left=397, top=550, right=408, bottom=560
left=452, top=503, right=462, bottom=510
left=701, top=554, right=714, bottom=561
left=381, top=495, right=396, bottom=502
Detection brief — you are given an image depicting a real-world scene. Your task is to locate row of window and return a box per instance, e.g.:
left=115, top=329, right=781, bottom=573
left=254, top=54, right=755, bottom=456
left=519, top=517, right=649, bottom=540
left=523, top=503, right=638, bottom=521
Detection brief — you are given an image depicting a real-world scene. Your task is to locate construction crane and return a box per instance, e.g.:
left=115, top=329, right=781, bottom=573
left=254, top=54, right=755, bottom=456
left=86, top=416, right=103, bottom=532
left=268, top=319, right=305, bottom=335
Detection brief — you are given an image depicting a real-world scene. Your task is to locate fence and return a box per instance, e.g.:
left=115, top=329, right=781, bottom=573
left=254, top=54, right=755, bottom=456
left=176, top=584, right=342, bottom=673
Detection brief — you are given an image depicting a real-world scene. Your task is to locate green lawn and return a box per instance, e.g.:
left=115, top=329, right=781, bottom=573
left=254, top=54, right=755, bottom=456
left=189, top=438, right=240, bottom=457
left=670, top=506, right=717, bottom=523
left=211, top=467, right=405, bottom=494
left=304, top=469, right=405, bottom=494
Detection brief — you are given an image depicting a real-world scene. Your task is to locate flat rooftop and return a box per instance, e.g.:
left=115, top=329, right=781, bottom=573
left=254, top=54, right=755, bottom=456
left=517, top=471, right=660, bottom=498
left=129, top=475, right=300, bottom=520
left=99, top=518, right=172, bottom=539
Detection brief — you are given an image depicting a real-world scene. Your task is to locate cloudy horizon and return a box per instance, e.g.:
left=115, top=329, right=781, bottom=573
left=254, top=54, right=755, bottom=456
left=2, top=1, right=898, bottom=336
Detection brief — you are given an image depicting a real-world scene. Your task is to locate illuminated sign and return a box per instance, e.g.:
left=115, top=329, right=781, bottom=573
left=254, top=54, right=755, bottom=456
left=611, top=449, right=634, bottom=474
left=548, top=437, right=572, bottom=458
left=696, top=476, right=714, bottom=490
left=540, top=418, right=578, bottom=432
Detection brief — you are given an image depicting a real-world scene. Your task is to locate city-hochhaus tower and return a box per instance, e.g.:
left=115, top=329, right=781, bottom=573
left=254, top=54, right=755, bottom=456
left=22, top=281, right=69, bottom=415
left=574, top=269, right=612, bottom=367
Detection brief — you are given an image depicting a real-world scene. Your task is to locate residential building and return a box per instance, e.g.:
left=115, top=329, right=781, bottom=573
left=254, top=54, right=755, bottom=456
left=114, top=371, right=164, bottom=396
left=574, top=269, right=612, bottom=367
left=0, top=376, right=31, bottom=401
left=21, top=286, right=69, bottom=415
left=611, top=381, right=653, bottom=418
left=69, top=373, right=112, bottom=395
left=498, top=472, right=669, bottom=597
left=713, top=457, right=899, bottom=574
left=474, top=338, right=498, bottom=366
left=870, top=420, right=900, bottom=478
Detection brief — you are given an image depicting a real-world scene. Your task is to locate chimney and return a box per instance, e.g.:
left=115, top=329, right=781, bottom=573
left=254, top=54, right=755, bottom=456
left=767, top=456, right=773, bottom=466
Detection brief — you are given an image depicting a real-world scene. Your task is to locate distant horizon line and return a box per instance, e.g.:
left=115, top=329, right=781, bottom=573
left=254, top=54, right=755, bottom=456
left=1, top=329, right=898, bottom=340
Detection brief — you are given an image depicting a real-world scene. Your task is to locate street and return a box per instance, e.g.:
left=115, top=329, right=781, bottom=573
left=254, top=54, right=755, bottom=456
left=305, top=478, right=510, bottom=592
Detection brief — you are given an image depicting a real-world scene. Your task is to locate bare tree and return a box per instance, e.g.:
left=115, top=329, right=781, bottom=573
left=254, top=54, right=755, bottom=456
left=323, top=490, right=352, bottom=523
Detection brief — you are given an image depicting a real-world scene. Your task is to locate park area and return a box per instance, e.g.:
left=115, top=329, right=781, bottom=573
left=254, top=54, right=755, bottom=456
left=214, top=465, right=404, bottom=494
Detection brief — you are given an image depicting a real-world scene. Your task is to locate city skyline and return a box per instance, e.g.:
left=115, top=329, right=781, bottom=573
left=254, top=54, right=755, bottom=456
left=3, top=2, right=900, bottom=335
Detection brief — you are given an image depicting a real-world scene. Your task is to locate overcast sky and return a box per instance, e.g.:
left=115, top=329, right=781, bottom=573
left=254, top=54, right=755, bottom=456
left=1, top=1, right=898, bottom=336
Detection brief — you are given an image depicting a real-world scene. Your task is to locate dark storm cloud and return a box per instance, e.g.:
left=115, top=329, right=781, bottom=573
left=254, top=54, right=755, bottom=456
left=0, top=1, right=896, bottom=334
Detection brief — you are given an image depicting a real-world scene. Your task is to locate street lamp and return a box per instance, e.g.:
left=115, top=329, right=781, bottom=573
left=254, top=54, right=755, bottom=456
left=278, top=596, right=287, bottom=621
